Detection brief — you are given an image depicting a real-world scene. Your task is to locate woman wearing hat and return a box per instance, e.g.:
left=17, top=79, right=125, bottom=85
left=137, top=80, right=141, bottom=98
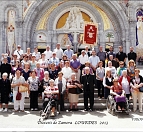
left=127, top=59, right=136, bottom=79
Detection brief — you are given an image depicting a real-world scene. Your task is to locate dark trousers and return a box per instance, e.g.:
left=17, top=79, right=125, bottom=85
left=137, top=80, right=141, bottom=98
left=104, top=87, right=110, bottom=99
left=84, top=91, right=94, bottom=110
left=126, top=94, right=130, bottom=100
left=116, top=102, right=126, bottom=110
left=30, top=91, right=38, bottom=109
left=96, top=80, right=104, bottom=98
left=59, top=93, right=65, bottom=111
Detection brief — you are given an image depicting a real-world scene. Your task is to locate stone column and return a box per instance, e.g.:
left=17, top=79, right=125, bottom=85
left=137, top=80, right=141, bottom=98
left=52, top=31, right=58, bottom=51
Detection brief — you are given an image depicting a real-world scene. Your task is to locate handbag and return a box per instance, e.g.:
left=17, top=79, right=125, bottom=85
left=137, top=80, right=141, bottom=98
left=76, top=87, right=83, bottom=94
left=19, top=85, right=28, bottom=92
left=139, top=87, right=143, bottom=92
left=16, top=87, right=22, bottom=100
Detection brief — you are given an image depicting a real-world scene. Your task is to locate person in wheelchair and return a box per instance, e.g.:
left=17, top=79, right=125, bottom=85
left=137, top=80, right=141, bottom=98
left=43, top=79, right=59, bottom=117
left=110, top=78, right=126, bottom=111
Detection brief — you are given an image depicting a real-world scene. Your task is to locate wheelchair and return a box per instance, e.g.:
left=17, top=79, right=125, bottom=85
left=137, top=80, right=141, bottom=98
left=106, top=94, right=130, bottom=115
left=39, top=94, right=60, bottom=120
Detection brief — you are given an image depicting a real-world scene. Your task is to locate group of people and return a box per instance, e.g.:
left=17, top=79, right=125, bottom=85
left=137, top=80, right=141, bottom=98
left=0, top=43, right=142, bottom=117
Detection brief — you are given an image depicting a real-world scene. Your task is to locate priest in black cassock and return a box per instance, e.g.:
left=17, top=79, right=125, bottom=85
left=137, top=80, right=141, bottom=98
left=81, top=67, right=96, bottom=111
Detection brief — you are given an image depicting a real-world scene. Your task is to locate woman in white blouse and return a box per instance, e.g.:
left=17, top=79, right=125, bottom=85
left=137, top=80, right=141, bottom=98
left=130, top=69, right=143, bottom=113
left=105, top=61, right=117, bottom=78
left=119, top=70, right=131, bottom=100
left=61, top=61, right=72, bottom=81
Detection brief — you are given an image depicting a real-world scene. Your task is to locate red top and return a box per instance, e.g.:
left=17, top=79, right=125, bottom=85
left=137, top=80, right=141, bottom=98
left=111, top=85, right=123, bottom=93
left=118, top=75, right=130, bottom=86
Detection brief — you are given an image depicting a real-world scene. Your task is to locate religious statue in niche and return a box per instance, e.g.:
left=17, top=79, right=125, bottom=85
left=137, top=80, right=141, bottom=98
left=61, top=6, right=84, bottom=30
left=136, top=9, right=143, bottom=62
left=7, top=10, right=16, bottom=56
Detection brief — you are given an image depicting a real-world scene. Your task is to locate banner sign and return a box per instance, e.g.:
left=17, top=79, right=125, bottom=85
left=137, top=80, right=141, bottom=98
left=83, top=22, right=98, bottom=45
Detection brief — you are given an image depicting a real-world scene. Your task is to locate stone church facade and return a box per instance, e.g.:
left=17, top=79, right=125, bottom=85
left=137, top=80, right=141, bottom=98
left=0, top=0, right=142, bottom=56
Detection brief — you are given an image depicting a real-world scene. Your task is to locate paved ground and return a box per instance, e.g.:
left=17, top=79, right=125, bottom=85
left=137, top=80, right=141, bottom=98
left=0, top=109, right=143, bottom=131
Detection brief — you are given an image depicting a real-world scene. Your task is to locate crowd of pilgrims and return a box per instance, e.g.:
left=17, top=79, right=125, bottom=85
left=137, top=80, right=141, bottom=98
left=0, top=43, right=143, bottom=116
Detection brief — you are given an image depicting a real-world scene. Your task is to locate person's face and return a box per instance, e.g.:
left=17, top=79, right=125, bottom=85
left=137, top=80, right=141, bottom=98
left=44, top=74, right=49, bottom=78
left=85, top=69, right=90, bottom=74
left=71, top=74, right=76, bottom=80
left=50, top=64, right=55, bottom=69
left=32, top=56, right=36, bottom=60
left=109, top=55, right=113, bottom=60
left=13, top=56, right=17, bottom=60
left=130, top=47, right=133, bottom=52
left=119, top=47, right=123, bottom=52
left=16, top=70, right=21, bottom=76
left=24, top=56, right=28, bottom=60
left=67, top=46, right=70, bottom=50
left=120, top=63, right=124, bottom=68
left=65, top=62, right=69, bottom=67
left=113, top=81, right=118, bottom=86
left=50, top=82, right=54, bottom=86
left=27, top=48, right=30, bottom=52
left=85, top=63, right=90, bottom=67
left=130, top=62, right=134, bottom=66
left=99, top=46, right=103, bottom=51
left=58, top=73, right=63, bottom=78
left=57, top=44, right=60, bottom=49
left=107, top=71, right=111, bottom=76
left=122, top=71, right=127, bottom=76
left=31, top=72, right=36, bottom=77
left=72, top=55, right=76, bottom=60
left=34, top=48, right=38, bottom=52
left=36, top=63, right=40, bottom=68
left=63, top=57, right=67, bottom=60
left=108, top=62, right=112, bottom=67
left=2, top=75, right=7, bottom=80
left=109, top=46, right=113, bottom=51
left=135, top=70, right=139, bottom=76
left=42, top=54, right=45, bottom=58
left=99, top=62, right=103, bottom=67
left=46, top=47, right=50, bottom=51
left=25, top=64, right=29, bottom=69
left=92, top=51, right=96, bottom=56
left=17, top=47, right=21, bottom=50
left=53, top=54, right=56, bottom=58
left=82, top=52, right=85, bottom=56
left=85, top=47, right=88, bottom=51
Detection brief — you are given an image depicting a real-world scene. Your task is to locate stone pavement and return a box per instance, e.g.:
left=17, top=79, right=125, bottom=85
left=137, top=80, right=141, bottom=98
left=0, top=109, right=143, bottom=131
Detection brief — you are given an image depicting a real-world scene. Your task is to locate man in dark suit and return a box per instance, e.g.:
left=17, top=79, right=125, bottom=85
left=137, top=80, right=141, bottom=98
left=127, top=47, right=137, bottom=63
left=81, top=67, right=96, bottom=111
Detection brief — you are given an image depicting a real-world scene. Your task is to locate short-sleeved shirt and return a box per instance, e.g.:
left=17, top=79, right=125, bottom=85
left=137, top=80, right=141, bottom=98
left=12, top=76, right=25, bottom=91
left=116, top=52, right=127, bottom=61
left=70, top=59, right=81, bottom=69
left=68, top=80, right=80, bottom=94
left=97, top=51, right=106, bottom=61
left=27, top=77, right=40, bottom=91
left=48, top=57, right=59, bottom=66
left=89, top=55, right=100, bottom=67
left=44, top=86, right=59, bottom=98
left=64, top=49, right=74, bottom=59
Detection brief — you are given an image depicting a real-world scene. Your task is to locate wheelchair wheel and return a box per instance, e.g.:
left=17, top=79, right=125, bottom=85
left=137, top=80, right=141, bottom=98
left=106, top=96, right=112, bottom=113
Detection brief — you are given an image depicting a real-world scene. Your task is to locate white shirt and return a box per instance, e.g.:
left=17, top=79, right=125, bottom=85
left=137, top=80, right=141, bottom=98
left=14, top=49, right=23, bottom=59
left=121, top=77, right=130, bottom=94
left=78, top=54, right=89, bottom=65
left=54, top=48, right=63, bottom=59
left=44, top=50, right=52, bottom=60
left=61, top=67, right=72, bottom=79
left=105, top=67, right=117, bottom=78
left=32, top=52, right=41, bottom=60
left=103, top=77, right=112, bottom=87
left=89, top=55, right=100, bottom=67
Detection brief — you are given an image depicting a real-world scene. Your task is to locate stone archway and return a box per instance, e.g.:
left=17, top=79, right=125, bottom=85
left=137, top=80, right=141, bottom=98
left=22, top=0, right=129, bottom=52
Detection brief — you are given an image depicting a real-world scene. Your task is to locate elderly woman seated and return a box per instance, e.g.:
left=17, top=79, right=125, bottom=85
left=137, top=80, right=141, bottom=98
left=43, top=79, right=59, bottom=117
left=110, top=78, right=126, bottom=111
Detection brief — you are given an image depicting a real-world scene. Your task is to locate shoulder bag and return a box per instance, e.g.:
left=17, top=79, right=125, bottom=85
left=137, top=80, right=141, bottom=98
left=16, top=87, right=22, bottom=100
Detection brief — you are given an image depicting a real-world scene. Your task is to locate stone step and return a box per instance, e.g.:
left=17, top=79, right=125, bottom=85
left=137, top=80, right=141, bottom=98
left=7, top=102, right=143, bottom=110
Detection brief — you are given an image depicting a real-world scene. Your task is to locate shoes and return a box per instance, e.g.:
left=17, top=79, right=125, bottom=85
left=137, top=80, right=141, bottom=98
left=31, top=108, right=34, bottom=111
left=74, top=108, right=78, bottom=111
left=84, top=109, right=88, bottom=111
left=0, top=108, right=3, bottom=112
left=34, top=108, right=38, bottom=111
left=13, top=109, right=18, bottom=112
left=139, top=110, right=142, bottom=113
left=50, top=112, right=55, bottom=117
left=133, top=109, right=137, bottom=112
left=3, top=108, right=8, bottom=112
left=89, top=109, right=93, bottom=112
left=68, top=109, right=72, bottom=111
left=20, top=110, right=25, bottom=112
